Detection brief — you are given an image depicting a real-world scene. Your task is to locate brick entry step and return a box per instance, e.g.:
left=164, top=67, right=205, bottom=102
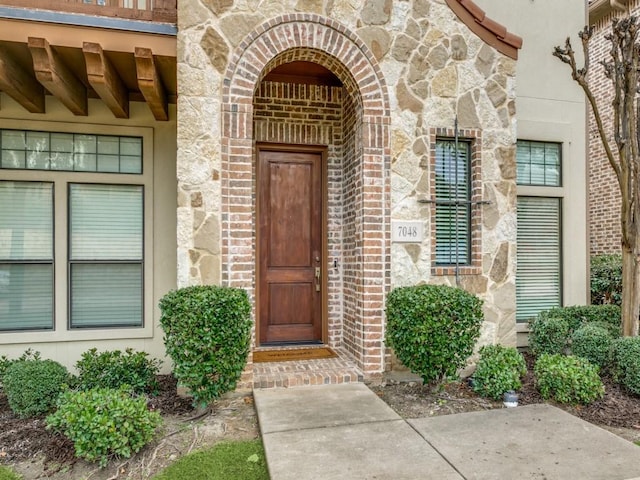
left=252, top=347, right=363, bottom=389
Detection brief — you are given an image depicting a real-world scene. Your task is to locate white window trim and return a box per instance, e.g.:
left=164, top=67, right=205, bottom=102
left=0, top=119, right=154, bottom=344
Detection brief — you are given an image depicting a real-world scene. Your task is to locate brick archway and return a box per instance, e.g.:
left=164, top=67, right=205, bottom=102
left=221, top=14, right=390, bottom=374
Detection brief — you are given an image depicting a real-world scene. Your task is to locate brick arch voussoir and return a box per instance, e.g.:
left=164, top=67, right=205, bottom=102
left=222, top=13, right=389, bottom=118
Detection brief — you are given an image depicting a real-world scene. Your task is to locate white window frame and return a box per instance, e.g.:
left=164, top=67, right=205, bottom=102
left=0, top=119, right=154, bottom=345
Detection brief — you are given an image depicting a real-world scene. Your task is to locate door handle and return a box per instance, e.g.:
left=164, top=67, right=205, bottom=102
left=315, top=267, right=321, bottom=292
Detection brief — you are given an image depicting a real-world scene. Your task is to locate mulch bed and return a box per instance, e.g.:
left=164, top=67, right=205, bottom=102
left=2, top=360, right=640, bottom=473
left=518, top=353, right=640, bottom=429
left=0, top=375, right=194, bottom=469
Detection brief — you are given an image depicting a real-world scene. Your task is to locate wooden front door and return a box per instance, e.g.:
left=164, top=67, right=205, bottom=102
left=258, top=147, right=324, bottom=345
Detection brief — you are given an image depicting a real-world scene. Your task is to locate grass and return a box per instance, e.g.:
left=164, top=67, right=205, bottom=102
left=153, top=439, right=269, bottom=480
left=0, top=466, right=21, bottom=480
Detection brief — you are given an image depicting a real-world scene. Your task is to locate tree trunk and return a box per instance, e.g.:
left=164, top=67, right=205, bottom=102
left=621, top=245, right=640, bottom=336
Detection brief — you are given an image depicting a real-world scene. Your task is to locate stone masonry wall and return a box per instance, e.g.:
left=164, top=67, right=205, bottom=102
left=177, top=0, right=519, bottom=374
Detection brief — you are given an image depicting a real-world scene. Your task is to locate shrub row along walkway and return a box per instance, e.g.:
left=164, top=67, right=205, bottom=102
left=254, top=383, right=640, bottom=480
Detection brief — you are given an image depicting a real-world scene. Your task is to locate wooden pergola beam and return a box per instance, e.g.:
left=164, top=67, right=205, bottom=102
left=28, top=37, right=87, bottom=116
left=134, top=47, right=168, bottom=121
left=83, top=42, right=129, bottom=119
left=0, top=45, right=44, bottom=113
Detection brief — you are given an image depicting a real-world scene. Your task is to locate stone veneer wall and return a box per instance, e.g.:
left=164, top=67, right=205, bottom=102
left=177, top=0, right=518, bottom=376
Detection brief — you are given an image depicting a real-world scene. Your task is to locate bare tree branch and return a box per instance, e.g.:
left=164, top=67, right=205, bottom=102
left=553, top=29, right=622, bottom=183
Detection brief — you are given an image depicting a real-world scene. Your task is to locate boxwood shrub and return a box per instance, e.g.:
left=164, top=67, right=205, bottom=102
left=570, top=324, right=613, bottom=369
left=47, top=387, right=162, bottom=467
left=385, top=284, right=483, bottom=385
left=529, top=305, right=621, bottom=357
left=0, top=348, right=41, bottom=387
left=75, top=348, right=161, bottom=394
left=159, top=285, right=252, bottom=407
left=528, top=316, right=570, bottom=357
left=3, top=359, right=69, bottom=418
left=534, top=354, right=604, bottom=405
left=472, top=345, right=527, bottom=400
left=610, top=336, right=640, bottom=396
left=538, top=305, right=621, bottom=333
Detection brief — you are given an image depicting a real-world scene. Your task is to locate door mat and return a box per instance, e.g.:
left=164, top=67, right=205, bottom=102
left=253, top=347, right=337, bottom=363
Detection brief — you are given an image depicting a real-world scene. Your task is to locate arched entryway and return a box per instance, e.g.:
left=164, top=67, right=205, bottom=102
left=221, top=14, right=390, bottom=375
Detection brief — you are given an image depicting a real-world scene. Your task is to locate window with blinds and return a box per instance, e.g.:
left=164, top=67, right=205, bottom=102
left=516, top=197, right=562, bottom=323
left=435, top=139, right=471, bottom=266
left=0, top=181, right=54, bottom=331
left=69, top=184, right=144, bottom=328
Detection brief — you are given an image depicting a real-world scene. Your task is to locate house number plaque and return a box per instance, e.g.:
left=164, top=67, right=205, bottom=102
left=391, top=221, right=423, bottom=243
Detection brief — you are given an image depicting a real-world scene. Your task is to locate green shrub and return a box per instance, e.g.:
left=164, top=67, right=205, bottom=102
left=0, top=348, right=41, bottom=386
left=3, top=359, right=69, bottom=418
left=0, top=466, right=22, bottom=480
left=472, top=345, right=527, bottom=400
left=610, top=336, right=640, bottom=395
left=529, top=305, right=622, bottom=357
left=534, top=354, right=604, bottom=405
left=159, top=286, right=252, bottom=408
left=591, top=254, right=622, bottom=306
left=528, top=315, right=570, bottom=356
left=75, top=348, right=161, bottom=394
left=537, top=305, right=621, bottom=334
left=385, top=284, right=483, bottom=385
left=570, top=324, right=613, bottom=368
left=47, top=387, right=162, bottom=467
left=587, top=320, right=621, bottom=338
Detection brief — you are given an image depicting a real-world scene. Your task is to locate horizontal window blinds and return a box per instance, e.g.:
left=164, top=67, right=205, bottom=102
left=0, top=264, right=53, bottom=330
left=516, top=196, right=561, bottom=323
left=0, top=181, right=53, bottom=330
left=435, top=139, right=471, bottom=265
left=70, top=184, right=143, bottom=260
left=70, top=264, right=142, bottom=328
left=0, top=182, right=53, bottom=260
left=69, top=184, right=143, bottom=328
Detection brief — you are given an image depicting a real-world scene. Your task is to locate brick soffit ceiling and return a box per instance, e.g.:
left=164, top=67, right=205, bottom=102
left=445, top=0, right=523, bottom=60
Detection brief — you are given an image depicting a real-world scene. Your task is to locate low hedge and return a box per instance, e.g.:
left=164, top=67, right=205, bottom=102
left=610, top=336, right=640, bottom=396
left=75, top=348, right=161, bottom=394
left=534, top=354, right=604, bottom=405
left=570, top=324, right=613, bottom=369
left=3, top=359, right=69, bottom=418
left=529, top=305, right=621, bottom=357
left=47, top=387, right=162, bottom=467
left=472, top=345, right=527, bottom=400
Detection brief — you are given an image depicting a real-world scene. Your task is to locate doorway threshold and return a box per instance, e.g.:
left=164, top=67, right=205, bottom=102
left=252, top=346, right=363, bottom=389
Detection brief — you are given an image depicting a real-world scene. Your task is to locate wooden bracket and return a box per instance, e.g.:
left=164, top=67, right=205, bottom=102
left=83, top=42, right=129, bottom=119
left=0, top=45, right=44, bottom=113
left=28, top=37, right=87, bottom=116
left=134, top=47, right=168, bottom=121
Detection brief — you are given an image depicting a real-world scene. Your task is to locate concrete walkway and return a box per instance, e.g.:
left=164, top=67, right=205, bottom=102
left=253, top=383, right=640, bottom=480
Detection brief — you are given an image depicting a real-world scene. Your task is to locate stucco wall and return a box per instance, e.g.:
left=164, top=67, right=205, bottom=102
left=0, top=94, right=177, bottom=372
left=477, top=0, right=589, bottom=342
